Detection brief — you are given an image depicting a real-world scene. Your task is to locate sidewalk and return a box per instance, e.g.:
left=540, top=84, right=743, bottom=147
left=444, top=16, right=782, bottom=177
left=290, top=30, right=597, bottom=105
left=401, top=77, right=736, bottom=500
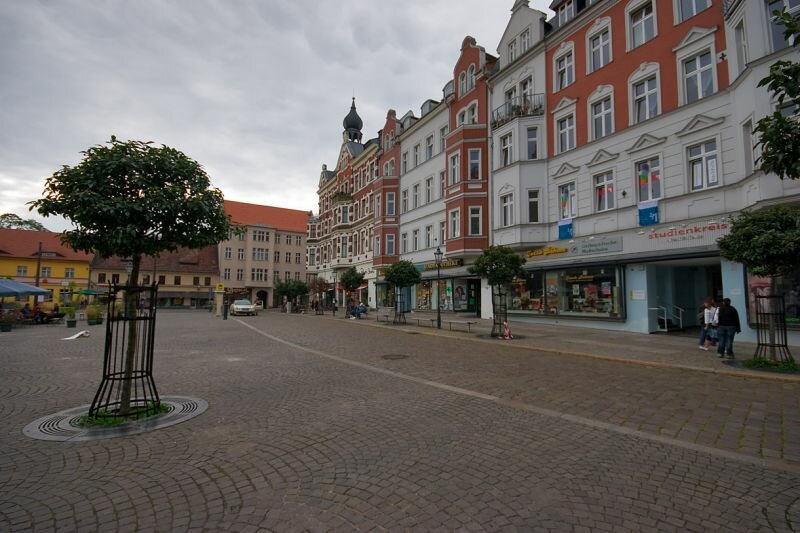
left=339, top=309, right=800, bottom=382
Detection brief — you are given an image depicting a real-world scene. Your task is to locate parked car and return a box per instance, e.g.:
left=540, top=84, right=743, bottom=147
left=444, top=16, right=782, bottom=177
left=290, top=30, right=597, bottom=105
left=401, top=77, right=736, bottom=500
left=229, top=299, right=258, bottom=316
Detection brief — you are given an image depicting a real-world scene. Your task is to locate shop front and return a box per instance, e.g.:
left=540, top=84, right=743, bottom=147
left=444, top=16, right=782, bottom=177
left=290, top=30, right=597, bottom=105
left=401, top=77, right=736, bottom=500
left=417, top=258, right=481, bottom=314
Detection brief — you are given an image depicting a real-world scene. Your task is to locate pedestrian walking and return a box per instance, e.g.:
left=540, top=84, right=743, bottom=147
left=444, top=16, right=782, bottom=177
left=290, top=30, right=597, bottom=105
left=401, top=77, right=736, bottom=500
left=713, top=298, right=741, bottom=359
left=697, top=298, right=717, bottom=351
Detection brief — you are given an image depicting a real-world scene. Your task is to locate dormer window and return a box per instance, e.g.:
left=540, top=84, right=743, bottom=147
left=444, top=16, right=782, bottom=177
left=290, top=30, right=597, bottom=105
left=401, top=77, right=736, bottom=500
left=558, top=0, right=574, bottom=25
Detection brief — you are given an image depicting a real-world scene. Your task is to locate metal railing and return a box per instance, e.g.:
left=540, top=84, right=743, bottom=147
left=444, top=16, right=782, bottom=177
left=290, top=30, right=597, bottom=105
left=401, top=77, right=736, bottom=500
left=648, top=305, right=684, bottom=332
left=491, top=93, right=545, bottom=128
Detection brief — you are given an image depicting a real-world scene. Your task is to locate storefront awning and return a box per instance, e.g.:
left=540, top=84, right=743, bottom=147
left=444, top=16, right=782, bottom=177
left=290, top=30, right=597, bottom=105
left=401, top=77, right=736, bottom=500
left=420, top=265, right=477, bottom=280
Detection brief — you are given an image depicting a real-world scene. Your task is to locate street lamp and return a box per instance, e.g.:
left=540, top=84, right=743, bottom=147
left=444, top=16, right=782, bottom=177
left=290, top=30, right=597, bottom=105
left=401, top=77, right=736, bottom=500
left=434, top=246, right=443, bottom=329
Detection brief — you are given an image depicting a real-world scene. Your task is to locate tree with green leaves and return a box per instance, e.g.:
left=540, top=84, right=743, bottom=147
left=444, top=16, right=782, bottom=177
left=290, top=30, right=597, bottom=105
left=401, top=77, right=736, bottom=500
left=0, top=213, right=47, bottom=231
left=384, top=260, right=421, bottom=320
left=274, top=279, right=309, bottom=310
left=339, top=267, right=365, bottom=304
left=30, top=137, right=235, bottom=415
left=755, top=9, right=800, bottom=181
left=718, top=206, right=799, bottom=362
left=469, top=246, right=526, bottom=336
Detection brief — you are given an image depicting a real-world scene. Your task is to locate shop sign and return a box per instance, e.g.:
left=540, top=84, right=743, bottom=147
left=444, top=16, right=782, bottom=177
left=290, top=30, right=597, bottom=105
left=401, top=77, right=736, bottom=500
left=646, top=222, right=729, bottom=241
left=575, top=237, right=623, bottom=255
left=422, top=258, right=463, bottom=271
left=558, top=219, right=573, bottom=240
left=527, top=247, right=569, bottom=258
left=638, top=200, right=659, bottom=226
left=565, top=274, right=595, bottom=282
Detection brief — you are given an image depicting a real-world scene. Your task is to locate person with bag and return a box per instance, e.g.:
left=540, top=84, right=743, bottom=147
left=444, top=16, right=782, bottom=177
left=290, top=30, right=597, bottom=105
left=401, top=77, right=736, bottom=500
left=697, top=298, right=717, bottom=351
left=714, top=298, right=741, bottom=359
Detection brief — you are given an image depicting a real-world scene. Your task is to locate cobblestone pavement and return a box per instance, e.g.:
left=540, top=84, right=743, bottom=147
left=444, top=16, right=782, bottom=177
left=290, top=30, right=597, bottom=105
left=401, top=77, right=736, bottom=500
left=0, top=311, right=799, bottom=532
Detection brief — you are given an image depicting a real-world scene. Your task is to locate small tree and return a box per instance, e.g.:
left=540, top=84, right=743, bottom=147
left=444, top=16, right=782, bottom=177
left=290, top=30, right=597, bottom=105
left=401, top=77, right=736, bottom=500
left=718, top=206, right=799, bottom=362
left=30, top=137, right=235, bottom=415
left=307, top=277, right=330, bottom=308
left=0, top=213, right=47, bottom=231
left=469, top=246, right=526, bottom=337
left=384, top=260, right=421, bottom=322
left=754, top=9, right=800, bottom=181
left=274, top=280, right=309, bottom=310
left=339, top=267, right=365, bottom=307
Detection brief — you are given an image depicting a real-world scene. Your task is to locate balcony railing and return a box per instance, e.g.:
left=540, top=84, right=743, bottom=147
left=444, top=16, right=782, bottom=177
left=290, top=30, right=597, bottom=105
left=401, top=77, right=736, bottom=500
left=331, top=192, right=352, bottom=204
left=491, top=93, right=545, bottom=128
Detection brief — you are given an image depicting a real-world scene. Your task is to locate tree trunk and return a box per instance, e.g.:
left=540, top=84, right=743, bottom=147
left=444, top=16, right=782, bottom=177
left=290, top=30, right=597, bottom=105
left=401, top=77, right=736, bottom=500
left=118, top=255, right=140, bottom=416
left=769, top=276, right=778, bottom=361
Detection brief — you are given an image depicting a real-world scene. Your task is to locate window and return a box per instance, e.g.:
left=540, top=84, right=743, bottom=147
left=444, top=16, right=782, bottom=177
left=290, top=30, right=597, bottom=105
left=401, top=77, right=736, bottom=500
left=413, top=144, right=420, bottom=167
left=557, top=115, right=576, bottom=153
left=193, top=276, right=200, bottom=286
left=520, top=29, right=531, bottom=52
left=401, top=233, right=408, bottom=253
left=237, top=248, right=245, bottom=260
left=253, top=230, right=267, bottom=241
left=39, top=266, right=51, bottom=278
left=413, top=184, right=420, bottom=208
left=425, top=177, right=433, bottom=203
left=412, top=229, right=419, bottom=251
left=469, top=149, right=481, bottom=179
left=630, top=2, right=655, bottom=48
left=678, top=0, right=709, bottom=22
left=253, top=247, right=266, bottom=261
left=64, top=267, right=75, bottom=279
left=559, top=183, right=577, bottom=219
left=386, top=234, right=395, bottom=256
left=467, top=104, right=477, bottom=124
left=449, top=209, right=461, bottom=238
left=688, top=140, right=718, bottom=190
left=141, top=275, right=150, bottom=285
left=501, top=193, right=514, bottom=227
left=440, top=126, right=448, bottom=152
left=285, top=272, right=291, bottom=281
left=273, top=271, right=279, bottom=282
left=594, top=172, right=615, bottom=211
left=636, top=157, right=662, bottom=201
left=732, top=20, right=747, bottom=77
left=295, top=236, right=301, bottom=245
left=158, top=275, right=165, bottom=285
left=425, top=225, right=433, bottom=247
left=401, top=190, right=408, bottom=213
left=439, top=221, right=446, bottom=245
left=633, top=76, right=659, bottom=123
left=501, top=134, right=513, bottom=166
left=295, top=272, right=300, bottom=281
left=459, top=72, right=467, bottom=96
left=743, top=120, right=754, bottom=176
left=224, top=247, right=231, bottom=259
left=388, top=159, right=395, bottom=176
left=274, top=251, right=280, bottom=263
left=174, top=276, right=181, bottom=286
left=508, top=40, right=518, bottom=62
left=468, top=65, right=476, bottom=89
left=426, top=136, right=434, bottom=160
left=449, top=154, right=460, bottom=184
left=558, top=0, right=574, bottom=24
left=249, top=269, right=262, bottom=282
left=440, top=171, right=446, bottom=198
left=238, top=231, right=246, bottom=241
left=386, top=192, right=396, bottom=216
left=469, top=207, right=482, bottom=235
left=223, top=268, right=231, bottom=280
left=295, top=253, right=301, bottom=264
left=16, top=265, right=27, bottom=276
left=589, top=29, right=611, bottom=72
left=768, top=0, right=800, bottom=52
left=97, top=272, right=106, bottom=283
left=374, top=194, right=381, bottom=217
left=340, top=236, right=349, bottom=258
left=527, top=127, right=538, bottom=160
left=683, top=50, right=714, bottom=103
left=402, top=152, right=408, bottom=173
left=591, top=97, right=613, bottom=140
left=285, top=252, right=291, bottom=263
left=112, top=274, right=120, bottom=284
left=375, top=236, right=381, bottom=256
left=527, top=190, right=541, bottom=223
left=556, top=51, right=574, bottom=90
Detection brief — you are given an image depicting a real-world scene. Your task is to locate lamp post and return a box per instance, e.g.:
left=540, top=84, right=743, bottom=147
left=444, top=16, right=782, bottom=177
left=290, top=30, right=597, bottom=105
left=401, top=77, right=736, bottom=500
left=434, top=246, right=443, bottom=329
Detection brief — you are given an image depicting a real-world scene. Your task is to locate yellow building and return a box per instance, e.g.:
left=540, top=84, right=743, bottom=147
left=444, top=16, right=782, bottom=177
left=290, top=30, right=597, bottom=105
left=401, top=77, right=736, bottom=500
left=0, top=228, right=92, bottom=304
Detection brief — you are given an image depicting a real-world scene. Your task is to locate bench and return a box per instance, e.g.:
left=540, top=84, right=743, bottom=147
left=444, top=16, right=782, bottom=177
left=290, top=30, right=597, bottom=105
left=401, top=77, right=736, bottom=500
left=376, top=308, right=392, bottom=323
left=444, top=320, right=476, bottom=333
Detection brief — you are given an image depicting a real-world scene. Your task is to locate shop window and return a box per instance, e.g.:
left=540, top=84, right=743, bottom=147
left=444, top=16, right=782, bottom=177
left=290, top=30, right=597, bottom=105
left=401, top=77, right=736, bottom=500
left=746, top=271, right=800, bottom=328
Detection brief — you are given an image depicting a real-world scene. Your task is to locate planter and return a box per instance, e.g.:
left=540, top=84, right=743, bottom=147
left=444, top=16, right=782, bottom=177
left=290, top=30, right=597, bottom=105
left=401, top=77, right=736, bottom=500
left=0, top=323, right=12, bottom=332
left=87, top=319, right=98, bottom=326
left=66, top=319, right=77, bottom=328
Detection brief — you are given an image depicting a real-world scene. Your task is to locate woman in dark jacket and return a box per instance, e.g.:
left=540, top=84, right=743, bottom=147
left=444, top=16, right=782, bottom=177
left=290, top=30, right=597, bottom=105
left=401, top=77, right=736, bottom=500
left=714, top=298, right=741, bottom=358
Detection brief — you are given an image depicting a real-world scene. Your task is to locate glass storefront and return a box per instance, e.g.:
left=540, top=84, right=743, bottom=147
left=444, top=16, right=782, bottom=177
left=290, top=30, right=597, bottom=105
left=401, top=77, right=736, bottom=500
left=416, top=281, right=432, bottom=310
left=746, top=271, right=800, bottom=327
left=504, top=265, right=623, bottom=318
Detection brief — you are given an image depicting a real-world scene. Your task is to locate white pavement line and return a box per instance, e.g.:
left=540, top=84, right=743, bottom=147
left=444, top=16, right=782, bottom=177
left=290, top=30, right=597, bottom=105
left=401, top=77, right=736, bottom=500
left=236, top=319, right=800, bottom=475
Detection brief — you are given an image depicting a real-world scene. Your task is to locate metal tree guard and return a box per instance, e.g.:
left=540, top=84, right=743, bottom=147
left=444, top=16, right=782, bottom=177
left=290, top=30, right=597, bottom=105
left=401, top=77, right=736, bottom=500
left=492, top=287, right=508, bottom=337
left=754, top=294, right=794, bottom=362
left=393, top=292, right=407, bottom=324
left=89, top=283, right=160, bottom=417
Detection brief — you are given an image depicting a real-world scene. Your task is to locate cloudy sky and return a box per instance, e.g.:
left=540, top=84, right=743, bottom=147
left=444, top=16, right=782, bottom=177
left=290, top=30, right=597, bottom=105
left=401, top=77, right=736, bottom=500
left=1, top=0, right=550, bottom=231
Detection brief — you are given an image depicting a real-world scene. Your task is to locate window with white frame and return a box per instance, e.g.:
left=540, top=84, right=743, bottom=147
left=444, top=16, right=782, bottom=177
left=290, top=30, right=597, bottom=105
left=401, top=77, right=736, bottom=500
left=469, top=149, right=481, bottom=179
left=501, top=133, right=513, bottom=166
left=527, top=189, right=541, bottom=223
left=224, top=246, right=231, bottom=259
left=683, top=50, right=714, bottom=103
left=678, top=0, right=709, bottom=22
left=374, top=194, right=381, bottom=218
left=401, top=233, right=408, bottom=253
left=440, top=171, right=446, bottom=197
left=426, top=135, right=434, bottom=159
left=252, top=247, right=267, bottom=261
left=40, top=266, right=51, bottom=278
left=527, top=127, right=539, bottom=160
left=559, top=182, right=577, bottom=219
left=388, top=159, right=395, bottom=176
left=412, top=229, right=419, bottom=251
left=591, top=96, right=613, bottom=140
left=449, top=153, right=460, bottom=184
left=688, top=140, right=719, bottom=190
left=237, top=269, right=244, bottom=281
left=629, top=1, right=656, bottom=48
left=386, top=192, right=396, bottom=216
left=386, top=234, right=395, bottom=256
left=521, top=77, right=533, bottom=99
left=555, top=50, right=574, bottom=90
left=734, top=20, right=748, bottom=76
left=425, top=177, right=433, bottom=203
left=468, top=104, right=477, bottom=124
left=440, top=126, right=448, bottom=152
left=501, top=193, right=514, bottom=226
left=402, top=152, right=408, bottom=173
left=767, top=0, right=800, bottom=52
left=401, top=189, right=408, bottom=213
left=223, top=268, right=231, bottom=280
left=508, top=40, right=518, bottom=63
left=468, top=65, right=476, bottom=89
left=469, top=207, right=482, bottom=235
left=743, top=120, right=754, bottom=176
left=594, top=171, right=615, bottom=211
left=374, top=236, right=381, bottom=256
left=412, top=184, right=420, bottom=209
left=636, top=156, right=662, bottom=201
left=439, top=221, right=446, bottom=245
left=557, top=114, right=576, bottom=153
left=632, top=75, right=659, bottom=123
left=521, top=29, right=531, bottom=52
left=558, top=0, right=575, bottom=24
left=425, top=225, right=433, bottom=247
left=285, top=251, right=291, bottom=263
left=589, top=28, right=611, bottom=72
left=449, top=209, right=461, bottom=238
left=459, top=72, right=467, bottom=96
left=458, top=110, right=467, bottom=126
left=413, top=144, right=420, bottom=167
left=238, top=248, right=245, bottom=260
left=274, top=250, right=280, bottom=262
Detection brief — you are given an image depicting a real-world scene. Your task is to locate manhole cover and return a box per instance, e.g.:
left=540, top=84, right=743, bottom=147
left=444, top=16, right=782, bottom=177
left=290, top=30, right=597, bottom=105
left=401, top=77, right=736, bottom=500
left=382, top=354, right=409, bottom=360
left=23, top=396, right=208, bottom=442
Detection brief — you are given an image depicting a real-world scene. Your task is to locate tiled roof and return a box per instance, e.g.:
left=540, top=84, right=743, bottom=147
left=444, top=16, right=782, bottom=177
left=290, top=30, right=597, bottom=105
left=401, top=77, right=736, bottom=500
left=224, top=200, right=310, bottom=233
left=0, top=228, right=93, bottom=261
left=91, top=245, right=219, bottom=273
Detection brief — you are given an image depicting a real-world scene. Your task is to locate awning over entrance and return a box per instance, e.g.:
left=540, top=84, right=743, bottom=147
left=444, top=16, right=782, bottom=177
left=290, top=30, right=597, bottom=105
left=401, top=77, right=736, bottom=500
left=420, top=266, right=476, bottom=280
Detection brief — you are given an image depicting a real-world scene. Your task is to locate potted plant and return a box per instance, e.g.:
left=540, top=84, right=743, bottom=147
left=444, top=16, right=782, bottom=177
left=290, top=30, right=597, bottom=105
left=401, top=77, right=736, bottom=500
left=64, top=306, right=77, bottom=328
left=0, top=310, right=15, bottom=332
left=86, top=304, right=104, bottom=325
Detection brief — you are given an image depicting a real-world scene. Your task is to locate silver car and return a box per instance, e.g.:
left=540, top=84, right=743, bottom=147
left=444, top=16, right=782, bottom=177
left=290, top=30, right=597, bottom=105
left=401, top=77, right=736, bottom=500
left=230, top=299, right=258, bottom=316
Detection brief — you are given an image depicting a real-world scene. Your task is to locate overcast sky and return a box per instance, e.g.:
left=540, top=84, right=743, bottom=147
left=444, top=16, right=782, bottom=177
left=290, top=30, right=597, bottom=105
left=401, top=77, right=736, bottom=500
left=1, top=1, right=550, bottom=231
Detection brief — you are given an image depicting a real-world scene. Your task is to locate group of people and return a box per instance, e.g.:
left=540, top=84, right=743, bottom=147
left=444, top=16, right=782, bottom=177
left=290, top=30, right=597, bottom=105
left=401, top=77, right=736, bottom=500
left=698, top=297, right=741, bottom=358
left=19, top=303, right=64, bottom=324
left=349, top=301, right=367, bottom=320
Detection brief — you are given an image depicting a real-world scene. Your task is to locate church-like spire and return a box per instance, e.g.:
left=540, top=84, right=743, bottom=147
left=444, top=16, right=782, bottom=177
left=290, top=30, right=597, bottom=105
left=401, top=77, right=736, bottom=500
left=342, top=97, right=363, bottom=143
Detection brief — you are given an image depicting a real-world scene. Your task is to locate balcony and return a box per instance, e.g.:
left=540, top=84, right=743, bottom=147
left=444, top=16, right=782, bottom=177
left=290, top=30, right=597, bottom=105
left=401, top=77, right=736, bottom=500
left=491, top=93, right=544, bottom=129
left=331, top=192, right=352, bottom=204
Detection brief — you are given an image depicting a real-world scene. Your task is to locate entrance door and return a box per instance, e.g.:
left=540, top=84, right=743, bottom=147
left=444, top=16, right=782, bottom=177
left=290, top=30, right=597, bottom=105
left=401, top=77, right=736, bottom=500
left=467, top=280, right=481, bottom=317
left=256, top=290, right=267, bottom=308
